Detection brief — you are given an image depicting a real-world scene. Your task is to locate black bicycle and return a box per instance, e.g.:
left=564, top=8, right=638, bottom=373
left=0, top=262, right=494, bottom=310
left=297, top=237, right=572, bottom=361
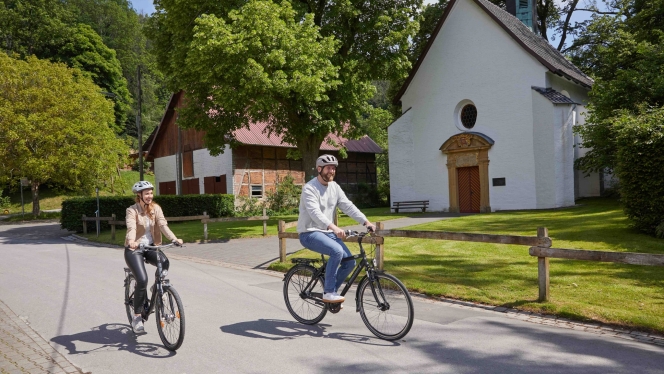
left=283, top=229, right=414, bottom=340
left=123, top=243, right=185, bottom=351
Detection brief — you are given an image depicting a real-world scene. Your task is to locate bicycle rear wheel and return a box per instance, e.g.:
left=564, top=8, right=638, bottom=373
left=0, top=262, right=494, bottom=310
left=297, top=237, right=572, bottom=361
left=124, top=275, right=136, bottom=324
left=155, top=286, right=185, bottom=351
left=358, top=272, right=414, bottom=341
left=283, top=264, right=327, bottom=325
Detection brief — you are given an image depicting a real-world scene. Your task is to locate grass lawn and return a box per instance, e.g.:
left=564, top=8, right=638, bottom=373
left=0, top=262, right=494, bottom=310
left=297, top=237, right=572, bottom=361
left=269, top=198, right=664, bottom=333
left=79, top=207, right=422, bottom=245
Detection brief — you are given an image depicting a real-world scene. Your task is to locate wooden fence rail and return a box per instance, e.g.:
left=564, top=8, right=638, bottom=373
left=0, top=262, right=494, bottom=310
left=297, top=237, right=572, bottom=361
left=277, top=220, right=386, bottom=267
left=83, top=208, right=270, bottom=241
left=278, top=222, right=662, bottom=303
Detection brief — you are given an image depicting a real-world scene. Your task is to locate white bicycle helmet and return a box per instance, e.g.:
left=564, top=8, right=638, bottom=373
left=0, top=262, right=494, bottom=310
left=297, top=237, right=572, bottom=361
left=316, top=154, right=338, bottom=167
left=132, top=181, right=154, bottom=194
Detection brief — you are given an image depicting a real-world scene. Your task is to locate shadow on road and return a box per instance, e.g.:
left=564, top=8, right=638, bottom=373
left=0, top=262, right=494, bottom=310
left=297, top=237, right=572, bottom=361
left=51, top=323, right=175, bottom=358
left=220, top=319, right=399, bottom=346
left=0, top=222, right=71, bottom=245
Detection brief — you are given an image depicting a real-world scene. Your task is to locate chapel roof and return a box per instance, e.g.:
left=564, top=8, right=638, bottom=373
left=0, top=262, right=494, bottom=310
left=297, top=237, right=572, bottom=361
left=532, top=86, right=580, bottom=105
left=393, top=0, right=593, bottom=104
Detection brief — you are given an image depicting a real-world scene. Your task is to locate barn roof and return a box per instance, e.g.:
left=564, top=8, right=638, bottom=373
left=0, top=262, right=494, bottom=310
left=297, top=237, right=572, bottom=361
left=393, top=0, right=593, bottom=104
left=144, top=93, right=383, bottom=158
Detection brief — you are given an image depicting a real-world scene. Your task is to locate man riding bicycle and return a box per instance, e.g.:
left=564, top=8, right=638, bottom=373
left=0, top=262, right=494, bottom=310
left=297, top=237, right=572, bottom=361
left=297, top=154, right=376, bottom=304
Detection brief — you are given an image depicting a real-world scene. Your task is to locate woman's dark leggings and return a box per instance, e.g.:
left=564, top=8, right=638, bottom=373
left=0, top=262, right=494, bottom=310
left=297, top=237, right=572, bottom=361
left=124, top=248, right=170, bottom=314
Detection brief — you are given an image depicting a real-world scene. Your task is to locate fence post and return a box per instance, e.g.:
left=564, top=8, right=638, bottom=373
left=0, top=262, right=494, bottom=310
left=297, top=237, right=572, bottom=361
left=376, top=222, right=385, bottom=271
left=262, top=208, right=267, bottom=236
left=203, top=211, right=208, bottom=241
left=111, top=214, right=116, bottom=241
left=537, top=227, right=550, bottom=302
left=278, top=220, right=286, bottom=262
left=82, top=215, right=87, bottom=235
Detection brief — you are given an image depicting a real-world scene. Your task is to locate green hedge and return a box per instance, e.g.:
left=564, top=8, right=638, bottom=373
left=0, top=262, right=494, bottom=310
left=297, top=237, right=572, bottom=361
left=61, top=194, right=235, bottom=233
left=615, top=107, right=664, bottom=236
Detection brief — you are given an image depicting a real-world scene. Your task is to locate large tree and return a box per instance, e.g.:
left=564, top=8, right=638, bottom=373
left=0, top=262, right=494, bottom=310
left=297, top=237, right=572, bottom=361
left=0, top=53, right=128, bottom=215
left=572, top=0, right=664, bottom=174
left=147, top=0, right=419, bottom=180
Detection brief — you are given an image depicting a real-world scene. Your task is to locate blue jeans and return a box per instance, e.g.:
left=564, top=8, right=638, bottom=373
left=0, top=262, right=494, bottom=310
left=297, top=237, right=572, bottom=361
left=299, top=231, right=356, bottom=294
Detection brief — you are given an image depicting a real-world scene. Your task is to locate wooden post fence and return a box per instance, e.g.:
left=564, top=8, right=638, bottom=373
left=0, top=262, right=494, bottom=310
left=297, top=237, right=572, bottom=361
left=203, top=211, right=208, bottom=240
left=376, top=222, right=385, bottom=270
left=537, top=227, right=549, bottom=302
left=263, top=208, right=267, bottom=236
left=111, top=214, right=116, bottom=240
left=82, top=215, right=87, bottom=234
left=277, top=221, right=385, bottom=264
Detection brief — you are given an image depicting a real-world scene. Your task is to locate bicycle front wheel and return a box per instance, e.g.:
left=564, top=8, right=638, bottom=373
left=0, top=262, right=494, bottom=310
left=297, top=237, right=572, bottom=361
left=155, top=286, right=185, bottom=351
left=124, top=275, right=136, bottom=324
left=283, top=264, right=327, bottom=325
left=358, top=272, right=414, bottom=340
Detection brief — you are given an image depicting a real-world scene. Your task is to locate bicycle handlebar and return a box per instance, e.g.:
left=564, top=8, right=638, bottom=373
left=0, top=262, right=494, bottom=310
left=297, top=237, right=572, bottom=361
left=344, top=227, right=374, bottom=238
left=138, top=241, right=183, bottom=251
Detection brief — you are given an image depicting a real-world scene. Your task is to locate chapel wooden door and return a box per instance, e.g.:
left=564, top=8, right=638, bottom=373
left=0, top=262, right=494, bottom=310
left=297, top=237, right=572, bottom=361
left=457, top=166, right=481, bottom=213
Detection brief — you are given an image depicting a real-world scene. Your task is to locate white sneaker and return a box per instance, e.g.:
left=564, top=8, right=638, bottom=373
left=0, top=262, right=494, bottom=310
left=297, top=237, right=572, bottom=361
left=131, top=316, right=144, bottom=333
left=323, top=292, right=345, bottom=303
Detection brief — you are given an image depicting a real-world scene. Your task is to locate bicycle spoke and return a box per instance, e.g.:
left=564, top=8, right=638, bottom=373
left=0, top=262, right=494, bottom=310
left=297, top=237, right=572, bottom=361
left=284, top=265, right=327, bottom=324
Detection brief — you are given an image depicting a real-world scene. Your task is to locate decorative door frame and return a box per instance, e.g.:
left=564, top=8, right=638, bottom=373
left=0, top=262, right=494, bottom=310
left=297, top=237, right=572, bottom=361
left=440, top=132, right=494, bottom=213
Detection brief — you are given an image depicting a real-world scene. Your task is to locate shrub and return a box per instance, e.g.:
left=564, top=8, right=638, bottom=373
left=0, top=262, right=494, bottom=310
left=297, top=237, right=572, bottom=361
left=61, top=194, right=234, bottom=232
left=0, top=190, right=10, bottom=209
left=614, top=106, right=664, bottom=236
left=265, top=174, right=301, bottom=214
left=235, top=195, right=266, bottom=217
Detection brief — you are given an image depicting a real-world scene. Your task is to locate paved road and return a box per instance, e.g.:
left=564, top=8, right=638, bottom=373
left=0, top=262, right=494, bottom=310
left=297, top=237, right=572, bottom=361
left=1, top=223, right=664, bottom=374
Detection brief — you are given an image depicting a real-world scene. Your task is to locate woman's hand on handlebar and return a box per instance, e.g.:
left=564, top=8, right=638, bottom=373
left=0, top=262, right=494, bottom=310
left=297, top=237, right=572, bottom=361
left=128, top=241, right=139, bottom=250
left=173, top=238, right=184, bottom=246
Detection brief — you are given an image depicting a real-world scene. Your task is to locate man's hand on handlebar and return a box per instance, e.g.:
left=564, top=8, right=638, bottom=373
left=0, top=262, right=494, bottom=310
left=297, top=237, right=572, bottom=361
left=328, top=224, right=346, bottom=239
left=364, top=221, right=376, bottom=233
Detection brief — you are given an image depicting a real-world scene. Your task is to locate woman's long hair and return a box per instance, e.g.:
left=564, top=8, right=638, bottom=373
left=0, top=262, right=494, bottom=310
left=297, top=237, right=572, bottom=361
left=135, top=193, right=158, bottom=221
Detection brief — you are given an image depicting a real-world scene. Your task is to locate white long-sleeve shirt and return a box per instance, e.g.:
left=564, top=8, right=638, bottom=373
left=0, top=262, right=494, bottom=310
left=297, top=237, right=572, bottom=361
left=297, top=178, right=368, bottom=233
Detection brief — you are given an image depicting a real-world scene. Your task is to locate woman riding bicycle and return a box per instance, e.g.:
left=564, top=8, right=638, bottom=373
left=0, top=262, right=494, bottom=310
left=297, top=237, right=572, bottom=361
left=297, top=155, right=376, bottom=304
left=125, top=181, right=183, bottom=333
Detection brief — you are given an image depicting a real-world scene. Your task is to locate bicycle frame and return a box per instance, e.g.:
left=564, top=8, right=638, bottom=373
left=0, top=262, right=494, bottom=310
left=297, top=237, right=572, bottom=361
left=298, top=232, right=389, bottom=313
left=125, top=246, right=174, bottom=322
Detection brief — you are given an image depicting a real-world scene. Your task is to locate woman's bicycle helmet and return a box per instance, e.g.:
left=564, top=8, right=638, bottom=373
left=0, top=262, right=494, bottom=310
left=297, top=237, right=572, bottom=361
left=132, top=181, right=154, bottom=194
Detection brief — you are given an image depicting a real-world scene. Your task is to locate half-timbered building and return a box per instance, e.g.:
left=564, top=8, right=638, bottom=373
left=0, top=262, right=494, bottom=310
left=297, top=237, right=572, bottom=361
left=145, top=91, right=382, bottom=198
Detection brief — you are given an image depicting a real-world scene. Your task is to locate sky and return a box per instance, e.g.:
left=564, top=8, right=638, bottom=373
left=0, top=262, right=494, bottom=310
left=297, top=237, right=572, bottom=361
left=130, top=0, right=155, bottom=15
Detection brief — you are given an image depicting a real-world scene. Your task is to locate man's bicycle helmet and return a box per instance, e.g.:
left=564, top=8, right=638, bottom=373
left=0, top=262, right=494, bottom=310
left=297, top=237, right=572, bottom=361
left=132, top=181, right=154, bottom=194
left=316, top=154, right=338, bottom=167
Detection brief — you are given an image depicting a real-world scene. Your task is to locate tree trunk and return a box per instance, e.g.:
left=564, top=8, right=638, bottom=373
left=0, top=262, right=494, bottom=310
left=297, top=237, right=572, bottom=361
left=31, top=181, right=40, bottom=216
left=298, top=135, right=324, bottom=182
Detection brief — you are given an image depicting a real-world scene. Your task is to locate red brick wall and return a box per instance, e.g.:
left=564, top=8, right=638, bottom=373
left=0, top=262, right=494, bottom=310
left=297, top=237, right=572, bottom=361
left=232, top=145, right=376, bottom=197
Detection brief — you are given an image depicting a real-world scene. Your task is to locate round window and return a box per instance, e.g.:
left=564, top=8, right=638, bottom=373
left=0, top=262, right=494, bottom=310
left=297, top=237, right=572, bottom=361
left=460, top=104, right=477, bottom=129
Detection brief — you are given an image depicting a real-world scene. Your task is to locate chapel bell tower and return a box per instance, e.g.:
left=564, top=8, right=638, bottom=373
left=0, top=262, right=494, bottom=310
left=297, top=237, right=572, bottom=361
left=507, top=0, right=539, bottom=34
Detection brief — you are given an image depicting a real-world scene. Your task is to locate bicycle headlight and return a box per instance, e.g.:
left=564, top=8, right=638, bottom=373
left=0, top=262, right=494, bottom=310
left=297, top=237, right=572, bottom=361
left=162, top=269, right=168, bottom=277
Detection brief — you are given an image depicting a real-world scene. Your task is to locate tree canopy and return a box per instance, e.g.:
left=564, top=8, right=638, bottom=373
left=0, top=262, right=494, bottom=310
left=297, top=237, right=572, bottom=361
left=0, top=53, right=128, bottom=214
left=573, top=0, right=664, bottom=174
left=147, top=0, right=419, bottom=180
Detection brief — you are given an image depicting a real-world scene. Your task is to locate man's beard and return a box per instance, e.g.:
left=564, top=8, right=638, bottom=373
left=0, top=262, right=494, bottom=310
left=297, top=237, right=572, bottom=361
left=322, top=173, right=334, bottom=182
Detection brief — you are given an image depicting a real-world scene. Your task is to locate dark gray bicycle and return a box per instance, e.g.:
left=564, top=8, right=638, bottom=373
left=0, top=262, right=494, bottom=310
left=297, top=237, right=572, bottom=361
left=123, top=243, right=185, bottom=351
left=283, top=229, right=414, bottom=341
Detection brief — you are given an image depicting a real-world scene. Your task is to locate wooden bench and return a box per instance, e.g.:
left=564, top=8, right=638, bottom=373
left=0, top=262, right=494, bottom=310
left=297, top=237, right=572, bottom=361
left=391, top=200, right=429, bottom=213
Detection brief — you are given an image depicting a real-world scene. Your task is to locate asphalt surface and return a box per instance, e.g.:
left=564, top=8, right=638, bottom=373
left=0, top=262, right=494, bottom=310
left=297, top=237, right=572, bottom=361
left=1, top=222, right=663, bottom=374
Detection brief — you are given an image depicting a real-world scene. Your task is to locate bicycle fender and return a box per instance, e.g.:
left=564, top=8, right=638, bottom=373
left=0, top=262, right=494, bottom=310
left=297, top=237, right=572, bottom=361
left=355, top=276, right=367, bottom=313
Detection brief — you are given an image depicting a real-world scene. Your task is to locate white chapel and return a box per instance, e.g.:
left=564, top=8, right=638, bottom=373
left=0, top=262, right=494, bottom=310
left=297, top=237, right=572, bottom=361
left=389, top=0, right=606, bottom=212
